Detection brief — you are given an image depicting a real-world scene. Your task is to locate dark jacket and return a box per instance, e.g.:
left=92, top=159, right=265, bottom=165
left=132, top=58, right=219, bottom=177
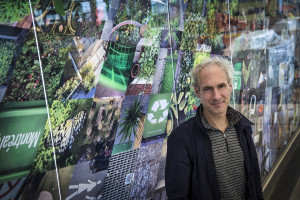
left=165, top=106, right=264, bottom=200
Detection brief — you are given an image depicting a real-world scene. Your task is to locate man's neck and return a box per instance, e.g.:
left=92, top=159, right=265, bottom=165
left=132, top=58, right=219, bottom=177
left=203, top=109, right=228, bottom=133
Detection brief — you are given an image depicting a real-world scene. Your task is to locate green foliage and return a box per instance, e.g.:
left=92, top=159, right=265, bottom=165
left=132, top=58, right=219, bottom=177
left=0, top=40, right=15, bottom=85
left=162, top=7, right=180, bottom=46
left=180, top=12, right=206, bottom=51
left=81, top=63, right=95, bottom=91
left=78, top=20, right=101, bottom=38
left=54, top=63, right=96, bottom=100
left=176, top=52, right=193, bottom=93
left=0, top=0, right=37, bottom=23
left=53, top=0, right=65, bottom=16
left=114, top=3, right=128, bottom=25
left=112, top=0, right=150, bottom=46
left=142, top=9, right=165, bottom=45
left=205, top=0, right=219, bottom=43
left=3, top=32, right=72, bottom=102
left=32, top=100, right=78, bottom=174
left=31, top=144, right=54, bottom=174
left=185, top=90, right=201, bottom=119
left=230, top=0, right=239, bottom=15
left=161, top=54, right=178, bottom=93
left=181, top=0, right=221, bottom=51
left=162, top=28, right=180, bottom=48
left=175, top=51, right=201, bottom=119
left=98, top=21, right=105, bottom=33
left=49, top=100, right=79, bottom=130
left=55, top=77, right=79, bottom=100
left=187, top=0, right=203, bottom=14
left=207, top=33, right=224, bottom=54
left=118, top=98, right=144, bottom=143
left=138, top=46, right=159, bottom=79
left=206, top=0, right=217, bottom=19
left=114, top=0, right=150, bottom=25
left=116, top=26, right=140, bottom=46
left=194, top=51, right=210, bottom=67
left=72, top=0, right=99, bottom=37
left=32, top=99, right=92, bottom=174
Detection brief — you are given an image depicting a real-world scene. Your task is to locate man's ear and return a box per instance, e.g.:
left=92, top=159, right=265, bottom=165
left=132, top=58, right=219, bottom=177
left=194, top=87, right=201, bottom=99
left=229, top=83, right=233, bottom=93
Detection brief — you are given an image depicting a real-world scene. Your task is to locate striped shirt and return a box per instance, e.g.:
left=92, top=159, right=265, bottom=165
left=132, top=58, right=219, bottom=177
left=200, top=106, right=247, bottom=200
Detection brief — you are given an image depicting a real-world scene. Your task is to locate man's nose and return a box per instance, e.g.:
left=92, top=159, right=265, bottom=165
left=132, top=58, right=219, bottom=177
left=212, top=88, right=221, bottom=99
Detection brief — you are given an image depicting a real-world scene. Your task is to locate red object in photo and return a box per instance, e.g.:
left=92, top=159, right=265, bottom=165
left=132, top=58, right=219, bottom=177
left=193, top=104, right=198, bottom=111
left=95, top=8, right=105, bottom=26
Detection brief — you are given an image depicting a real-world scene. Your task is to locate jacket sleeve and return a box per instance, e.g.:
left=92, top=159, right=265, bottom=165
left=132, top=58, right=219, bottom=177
left=247, top=127, right=264, bottom=200
left=165, top=131, right=191, bottom=200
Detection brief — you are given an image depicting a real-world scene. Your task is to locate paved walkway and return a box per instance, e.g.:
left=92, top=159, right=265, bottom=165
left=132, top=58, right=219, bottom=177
left=151, top=48, right=168, bottom=94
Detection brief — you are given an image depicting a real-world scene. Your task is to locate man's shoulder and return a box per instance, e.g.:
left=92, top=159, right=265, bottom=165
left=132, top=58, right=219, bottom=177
left=167, top=117, right=199, bottom=152
left=169, top=116, right=198, bottom=139
left=227, top=106, right=253, bottom=125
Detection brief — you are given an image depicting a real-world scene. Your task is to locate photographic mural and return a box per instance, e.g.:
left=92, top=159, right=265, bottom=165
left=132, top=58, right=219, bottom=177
left=0, top=0, right=300, bottom=199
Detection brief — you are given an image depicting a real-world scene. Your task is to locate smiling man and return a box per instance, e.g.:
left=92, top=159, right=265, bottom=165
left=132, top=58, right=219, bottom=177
left=165, top=57, right=263, bottom=200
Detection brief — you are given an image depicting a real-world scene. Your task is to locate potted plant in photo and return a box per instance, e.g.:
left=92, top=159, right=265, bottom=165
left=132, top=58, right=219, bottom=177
left=131, top=63, right=141, bottom=79
left=117, top=97, right=144, bottom=143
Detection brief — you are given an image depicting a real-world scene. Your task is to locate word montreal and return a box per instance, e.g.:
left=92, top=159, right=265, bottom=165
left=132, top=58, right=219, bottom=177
left=0, top=131, right=41, bottom=152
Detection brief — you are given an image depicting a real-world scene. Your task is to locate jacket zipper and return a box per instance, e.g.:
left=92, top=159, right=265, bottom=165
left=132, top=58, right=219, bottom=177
left=223, top=133, right=229, bottom=151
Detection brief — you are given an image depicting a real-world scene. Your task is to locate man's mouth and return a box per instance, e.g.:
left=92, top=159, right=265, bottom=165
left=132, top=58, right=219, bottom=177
left=211, top=101, right=224, bottom=106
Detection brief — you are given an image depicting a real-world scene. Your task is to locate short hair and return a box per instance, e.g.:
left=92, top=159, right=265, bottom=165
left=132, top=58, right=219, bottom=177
left=191, top=56, right=233, bottom=91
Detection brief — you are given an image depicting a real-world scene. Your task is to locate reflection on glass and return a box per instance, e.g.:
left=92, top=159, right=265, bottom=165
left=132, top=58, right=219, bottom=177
left=0, top=0, right=299, bottom=199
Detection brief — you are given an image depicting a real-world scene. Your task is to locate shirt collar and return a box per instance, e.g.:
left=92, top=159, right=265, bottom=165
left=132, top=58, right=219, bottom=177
left=199, top=104, right=243, bottom=130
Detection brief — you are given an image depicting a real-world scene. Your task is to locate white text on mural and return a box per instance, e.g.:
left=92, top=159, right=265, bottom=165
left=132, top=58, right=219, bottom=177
left=0, top=132, right=41, bottom=152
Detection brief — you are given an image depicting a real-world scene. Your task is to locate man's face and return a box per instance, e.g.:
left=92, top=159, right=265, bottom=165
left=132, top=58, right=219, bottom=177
left=194, top=64, right=232, bottom=118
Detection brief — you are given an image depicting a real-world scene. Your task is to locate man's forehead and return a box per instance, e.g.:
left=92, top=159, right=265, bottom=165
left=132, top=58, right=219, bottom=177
left=197, top=66, right=228, bottom=87
left=200, top=81, right=228, bottom=89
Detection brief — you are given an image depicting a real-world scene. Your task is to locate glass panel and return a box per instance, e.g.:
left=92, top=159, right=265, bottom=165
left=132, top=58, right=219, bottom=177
left=230, top=0, right=300, bottom=181
left=0, top=0, right=299, bottom=199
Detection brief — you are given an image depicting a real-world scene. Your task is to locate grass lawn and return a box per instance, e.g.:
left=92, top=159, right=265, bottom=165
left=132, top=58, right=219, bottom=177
left=160, top=58, right=176, bottom=93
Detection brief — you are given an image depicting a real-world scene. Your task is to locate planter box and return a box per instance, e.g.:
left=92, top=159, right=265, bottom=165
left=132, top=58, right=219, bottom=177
left=0, top=25, right=27, bottom=40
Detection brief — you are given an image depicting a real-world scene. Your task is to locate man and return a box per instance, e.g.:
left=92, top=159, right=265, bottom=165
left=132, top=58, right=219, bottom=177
left=165, top=57, right=263, bottom=200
